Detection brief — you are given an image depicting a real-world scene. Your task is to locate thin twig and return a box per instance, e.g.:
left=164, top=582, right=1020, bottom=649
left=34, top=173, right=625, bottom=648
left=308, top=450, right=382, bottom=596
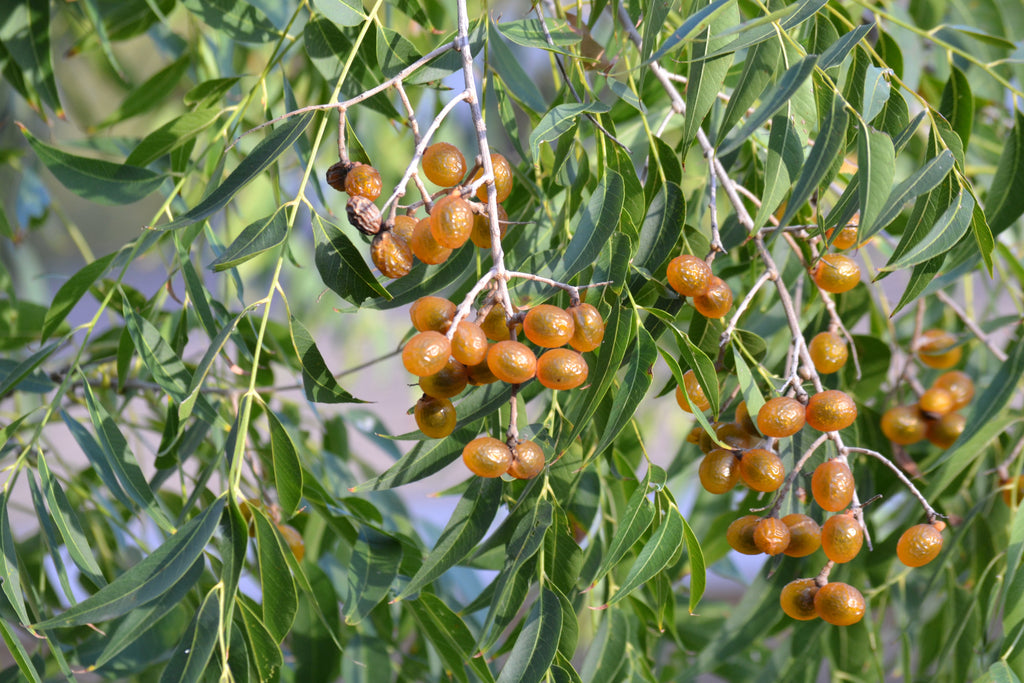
left=934, top=289, right=1009, bottom=362
left=718, top=270, right=771, bottom=362
left=751, top=432, right=830, bottom=514
left=706, top=148, right=725, bottom=260
left=844, top=446, right=943, bottom=521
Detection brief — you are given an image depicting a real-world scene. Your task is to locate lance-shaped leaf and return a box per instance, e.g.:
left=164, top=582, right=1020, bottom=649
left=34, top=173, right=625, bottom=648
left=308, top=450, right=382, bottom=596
left=589, top=328, right=657, bottom=459
left=210, top=211, right=288, bottom=271
left=345, top=526, right=402, bottom=624
left=984, top=109, right=1024, bottom=236
left=0, top=0, right=62, bottom=116
left=252, top=510, right=297, bottom=643
left=681, top=513, right=706, bottom=614
left=819, top=25, right=872, bottom=69
left=861, top=149, right=954, bottom=240
left=680, top=0, right=738, bottom=152
left=647, top=0, right=734, bottom=64
left=777, top=96, right=848, bottom=230
left=34, top=498, right=225, bottom=629
left=313, top=214, right=390, bottom=305
left=882, top=190, right=974, bottom=271
left=98, top=57, right=190, bottom=128
left=548, top=172, right=624, bottom=284
left=580, top=609, right=628, bottom=683
left=37, top=454, right=105, bottom=585
left=266, top=411, right=303, bottom=517
left=352, top=426, right=478, bottom=491
left=717, top=40, right=781, bottom=147
left=589, top=466, right=662, bottom=586
left=857, top=124, right=896, bottom=237
left=159, top=587, right=221, bottom=683
left=41, top=252, right=116, bottom=341
left=289, top=316, right=364, bottom=404
left=126, top=109, right=222, bottom=167
left=604, top=502, right=685, bottom=607
left=495, top=588, right=563, bottom=683
left=0, top=488, right=31, bottom=626
left=529, top=102, right=609, bottom=160
left=179, top=0, right=278, bottom=43
left=753, top=113, right=803, bottom=230
left=409, top=593, right=496, bottom=683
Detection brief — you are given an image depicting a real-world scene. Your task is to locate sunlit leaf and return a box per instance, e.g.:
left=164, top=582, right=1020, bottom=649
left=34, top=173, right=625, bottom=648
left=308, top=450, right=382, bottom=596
left=605, top=502, right=684, bottom=606
left=289, top=316, right=364, bottom=404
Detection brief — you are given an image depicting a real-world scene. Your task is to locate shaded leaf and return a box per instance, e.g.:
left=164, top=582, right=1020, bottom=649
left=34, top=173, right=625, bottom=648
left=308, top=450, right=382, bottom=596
left=0, top=619, right=42, bottom=683
left=126, top=109, right=222, bottom=167
left=591, top=327, right=657, bottom=458
left=408, top=594, right=496, bottom=683
left=549, top=172, right=624, bottom=283
left=590, top=466, right=660, bottom=585
left=41, top=253, right=115, bottom=342
left=0, top=0, right=62, bottom=116
left=344, top=527, right=402, bottom=624
left=488, top=18, right=546, bottom=113
left=681, top=513, right=706, bottom=614
left=605, top=503, right=684, bottom=606
left=210, top=211, right=288, bottom=271
left=939, top=64, right=973, bottom=148
left=237, top=597, right=283, bottom=682
left=753, top=113, right=803, bottom=230
left=984, top=108, right=1024, bottom=235
left=857, top=124, right=896, bottom=237
left=313, top=0, right=364, bottom=26
left=495, top=588, right=563, bottom=683
left=498, top=18, right=580, bottom=54
left=777, top=95, right=848, bottom=230
left=862, top=149, right=954, bottom=240
left=819, top=25, right=872, bottom=69
left=37, top=453, right=105, bottom=585
left=681, top=0, right=737, bottom=152
left=159, top=587, right=220, bottom=683
left=179, top=0, right=278, bottom=43
left=717, top=40, right=781, bottom=146
left=179, top=306, right=257, bottom=421
left=289, top=315, right=364, bottom=404
left=647, top=0, right=734, bottom=64
left=352, top=427, right=478, bottom=491
left=313, top=214, right=390, bottom=305
left=98, top=57, right=190, bottom=128
left=530, top=103, right=609, bottom=160
left=252, top=510, right=298, bottom=643
left=0, top=488, right=31, bottom=626
left=580, top=609, right=628, bottom=683
left=861, top=65, right=892, bottom=123
left=266, top=412, right=303, bottom=517
left=882, top=190, right=973, bottom=270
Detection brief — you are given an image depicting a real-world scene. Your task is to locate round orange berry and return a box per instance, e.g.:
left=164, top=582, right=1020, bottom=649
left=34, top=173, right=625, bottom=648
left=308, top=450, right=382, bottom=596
left=509, top=440, right=545, bottom=480
left=567, top=303, right=605, bottom=353
left=739, top=448, right=786, bottom=492
left=422, top=142, right=467, bottom=187
left=462, top=436, right=512, bottom=477
left=371, top=231, right=413, bottom=279
left=536, top=349, right=588, bottom=390
left=698, top=449, right=740, bottom=494
left=675, top=370, right=711, bottom=413
left=880, top=405, right=927, bottom=445
left=917, top=329, right=961, bottom=369
left=344, top=164, right=382, bottom=201
left=402, top=331, right=452, bottom=377
left=451, top=320, right=488, bottom=367
left=896, top=523, right=944, bottom=567
left=826, top=225, right=859, bottom=250
left=814, top=582, right=865, bottom=625
left=808, top=331, right=849, bottom=374
left=811, top=254, right=861, bottom=293
left=410, top=296, right=456, bottom=333
left=782, top=514, right=821, bottom=558
left=392, top=214, right=417, bottom=244
left=487, top=341, right=537, bottom=384
left=414, top=395, right=457, bottom=439
left=692, top=276, right=733, bottom=319
left=926, top=412, right=965, bottom=449
left=470, top=204, right=509, bottom=249
left=277, top=524, right=305, bottom=562
left=430, top=195, right=475, bottom=249
left=666, top=255, right=712, bottom=297
left=821, top=513, right=863, bottom=563
left=466, top=358, right=499, bottom=386
left=726, top=515, right=762, bottom=555
left=419, top=356, right=469, bottom=399
left=756, top=397, right=806, bottom=438
left=474, top=153, right=513, bottom=202
left=734, top=400, right=759, bottom=435
left=754, top=517, right=791, bottom=555
left=523, top=304, right=575, bottom=348
left=933, top=371, right=974, bottom=411
left=811, top=460, right=855, bottom=512
left=805, top=390, right=857, bottom=432
left=480, top=305, right=519, bottom=342
left=780, top=578, right=820, bottom=621
left=409, top=217, right=453, bottom=265
left=918, top=387, right=955, bottom=417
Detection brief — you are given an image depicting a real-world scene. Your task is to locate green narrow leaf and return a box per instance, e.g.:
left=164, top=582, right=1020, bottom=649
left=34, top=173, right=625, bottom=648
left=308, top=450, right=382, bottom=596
left=705, top=0, right=826, bottom=58
left=939, top=64, right=973, bottom=147
left=41, top=252, right=116, bottom=342
left=633, top=182, right=685, bottom=276
left=488, top=19, right=546, bottom=113
left=184, top=77, right=240, bottom=106
left=892, top=254, right=947, bottom=315
left=529, top=103, right=609, bottom=160
left=681, top=513, right=706, bottom=614
left=818, top=24, right=872, bottom=69
left=882, top=190, right=974, bottom=270
left=37, top=453, right=105, bottom=585
left=549, top=171, right=624, bottom=284
left=753, top=113, right=803, bottom=229
left=590, top=327, right=657, bottom=458
left=237, top=597, right=283, bottom=682
left=717, top=40, right=781, bottom=146
left=777, top=95, right=848, bottom=230
left=0, top=619, right=42, bottom=683
left=680, top=0, right=737, bottom=152
left=179, top=0, right=279, bottom=43
left=353, top=426, right=478, bottom=490
left=495, top=588, right=563, bottom=683
left=0, top=0, right=62, bottom=116
left=498, top=18, right=580, bottom=53
left=344, top=527, right=402, bottom=625
left=0, top=341, right=58, bottom=399
left=313, top=0, right=365, bottom=26
left=61, top=409, right=137, bottom=511
left=970, top=198, right=995, bottom=274
left=862, top=150, right=954, bottom=240
left=857, top=124, right=896, bottom=237
left=80, top=380, right=174, bottom=531
left=19, top=126, right=165, bottom=205
left=252, top=510, right=298, bottom=643
left=289, top=316, right=364, bottom=404
left=98, top=56, right=190, bottom=128
left=179, top=306, right=256, bottom=421
left=266, top=412, right=303, bottom=517
left=861, top=65, right=892, bottom=123
left=34, top=498, right=225, bottom=629
left=579, top=609, right=628, bottom=683
left=409, top=593, right=496, bottom=683
left=646, top=0, right=734, bottom=64
left=397, top=477, right=502, bottom=599
left=126, top=109, right=222, bottom=167
left=605, top=503, right=685, bottom=607
left=154, top=111, right=316, bottom=230
left=313, top=214, right=391, bottom=305
left=984, top=109, right=1024, bottom=235
left=211, top=211, right=288, bottom=271
left=673, top=328, right=720, bottom=419
left=718, top=56, right=817, bottom=156
left=590, top=467, right=660, bottom=585
left=159, top=587, right=221, bottom=683
left=0, top=487, right=31, bottom=626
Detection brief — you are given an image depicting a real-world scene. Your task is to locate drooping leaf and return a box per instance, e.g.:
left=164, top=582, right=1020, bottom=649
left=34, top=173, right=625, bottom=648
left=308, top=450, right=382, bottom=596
left=590, top=466, right=661, bottom=585
left=41, top=252, right=116, bottom=341
left=0, top=0, right=62, bottom=117
left=488, top=18, right=546, bottom=113
left=210, top=211, right=288, bottom=271
left=753, top=113, right=803, bottom=230
left=352, top=427, right=478, bottom=491
left=939, top=64, right=973, bottom=148
left=549, top=172, right=624, bottom=284
left=680, top=513, right=706, bottom=614
left=289, top=315, right=364, bottom=404
left=37, top=453, right=105, bottom=585
left=252, top=510, right=298, bottom=643
left=777, top=95, right=848, bottom=230
left=646, top=0, right=734, bottom=64
left=857, top=124, right=896, bottom=237
left=0, top=488, right=31, bottom=626
left=984, top=108, right=1024, bottom=236
left=344, top=526, right=402, bottom=624
left=409, top=593, right=496, bottom=683
left=266, top=411, right=304, bottom=517
left=861, top=65, right=892, bottom=123
left=313, top=214, right=390, bottom=305
left=529, top=103, right=609, bottom=160
left=498, top=18, right=580, bottom=54
left=590, top=327, right=657, bottom=459
left=98, top=56, right=190, bottom=128
left=33, top=498, right=225, bottom=629
left=126, top=109, right=222, bottom=167
left=179, top=0, right=279, bottom=43
left=680, top=0, right=738, bottom=152
left=882, top=190, right=974, bottom=271
left=579, top=609, right=628, bottom=683
left=494, top=588, right=563, bottom=683
left=158, top=587, right=221, bottom=683
left=605, top=503, right=685, bottom=606
left=179, top=305, right=257, bottom=421
left=819, top=24, right=872, bottom=69
left=862, top=149, right=955, bottom=240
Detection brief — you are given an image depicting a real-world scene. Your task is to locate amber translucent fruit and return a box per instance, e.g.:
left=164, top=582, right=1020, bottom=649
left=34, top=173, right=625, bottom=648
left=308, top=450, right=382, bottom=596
left=896, top=522, right=944, bottom=567
left=277, top=524, right=305, bottom=562
left=466, top=359, right=499, bottom=386
left=703, top=422, right=760, bottom=452
left=734, top=401, right=759, bottom=435
left=917, top=329, right=962, bottom=369
left=821, top=513, right=863, bottom=563
left=402, top=331, right=452, bottom=377
left=343, top=163, right=383, bottom=201
left=826, top=225, right=859, bottom=250
left=536, top=349, right=589, bottom=390
left=462, top=436, right=512, bottom=477
left=567, top=303, right=605, bottom=352
left=419, top=357, right=468, bottom=399
left=780, top=578, right=820, bottom=621
left=470, top=205, right=509, bottom=249
left=410, top=217, right=452, bottom=265
left=481, top=306, right=520, bottom=342
left=371, top=231, right=413, bottom=279
left=811, top=254, right=861, bottom=293
left=933, top=371, right=974, bottom=410
left=927, top=412, right=965, bottom=449
left=808, top=331, right=849, bottom=374
left=451, top=321, right=488, bottom=367
left=392, top=214, right=417, bottom=244
left=666, top=254, right=712, bottom=297
left=509, top=440, right=545, bottom=480
left=474, top=153, right=514, bottom=202
left=753, top=517, right=791, bottom=555
left=410, top=296, right=455, bottom=333
left=756, top=397, right=806, bottom=438
left=739, top=448, right=785, bottom=492
left=805, top=390, right=857, bottom=432
left=692, top=276, right=734, bottom=319
left=415, top=395, right=457, bottom=439
left=430, top=194, right=475, bottom=249
left=880, top=405, right=927, bottom=445
left=699, top=449, right=740, bottom=494
left=675, top=370, right=711, bottom=413
left=782, top=514, right=821, bottom=558
left=487, top=341, right=537, bottom=384
left=814, top=582, right=865, bottom=626
left=422, top=142, right=466, bottom=187
left=523, top=305, right=575, bottom=348
left=726, top=515, right=761, bottom=555
left=918, top=387, right=955, bottom=417
left=811, top=460, right=855, bottom=512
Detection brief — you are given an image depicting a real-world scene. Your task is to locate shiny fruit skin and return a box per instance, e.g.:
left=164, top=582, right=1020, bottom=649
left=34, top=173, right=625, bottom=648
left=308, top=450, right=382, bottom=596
left=451, top=320, right=489, bottom=366
left=422, top=142, right=467, bottom=187
left=430, top=195, right=475, bottom=249
left=811, top=254, right=861, bottom=293
left=410, top=217, right=453, bottom=265
left=927, top=412, right=965, bottom=449
left=402, top=331, right=452, bottom=377
left=880, top=405, right=927, bottom=445
left=808, top=331, right=849, bottom=374
left=782, top=514, right=822, bottom=558
left=756, top=397, right=806, bottom=438
left=470, top=204, right=509, bottom=249
left=392, top=214, right=417, bottom=244
left=419, top=357, right=469, bottom=399
left=739, top=448, right=786, bottom=492
left=509, top=440, right=545, bottom=479
left=897, top=523, right=944, bottom=567
left=933, top=370, right=974, bottom=410
left=692, top=276, right=734, bottom=319
left=918, top=387, right=955, bottom=417
left=814, top=582, right=865, bottom=625
left=474, top=154, right=513, bottom=202
left=487, top=341, right=537, bottom=384
left=462, top=436, right=512, bottom=477
left=781, top=579, right=820, bottom=620
left=713, top=422, right=761, bottom=451
left=523, top=304, right=575, bottom=348
left=371, top=231, right=414, bottom=279
left=726, top=515, right=762, bottom=555
left=567, top=303, right=605, bottom=352
left=481, top=306, right=518, bottom=342
left=754, top=517, right=791, bottom=555
left=821, top=513, right=863, bottom=563
left=410, top=296, right=456, bottom=333
left=805, top=390, right=857, bottom=432
left=827, top=225, right=859, bottom=250
left=735, top=400, right=759, bottom=435
left=698, top=449, right=740, bottom=494
left=415, top=395, right=457, bottom=438
left=344, top=164, right=382, bottom=201
left=917, top=329, right=962, bottom=369
left=675, top=370, right=711, bottom=413
left=466, top=358, right=499, bottom=385
left=666, top=254, right=712, bottom=297
left=811, top=460, right=855, bottom=512
left=536, top=349, right=589, bottom=390
left=277, top=524, right=305, bottom=562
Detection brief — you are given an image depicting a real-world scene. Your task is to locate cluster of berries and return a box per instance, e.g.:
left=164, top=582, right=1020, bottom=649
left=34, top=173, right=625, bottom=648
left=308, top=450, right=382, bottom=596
left=325, top=142, right=513, bottom=279
left=665, top=254, right=734, bottom=318
left=813, top=224, right=862, bottom=294
left=401, top=295, right=605, bottom=479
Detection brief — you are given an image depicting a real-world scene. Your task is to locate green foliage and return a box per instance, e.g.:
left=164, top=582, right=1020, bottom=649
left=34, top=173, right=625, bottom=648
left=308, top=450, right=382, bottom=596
left=1, top=0, right=1023, bottom=681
